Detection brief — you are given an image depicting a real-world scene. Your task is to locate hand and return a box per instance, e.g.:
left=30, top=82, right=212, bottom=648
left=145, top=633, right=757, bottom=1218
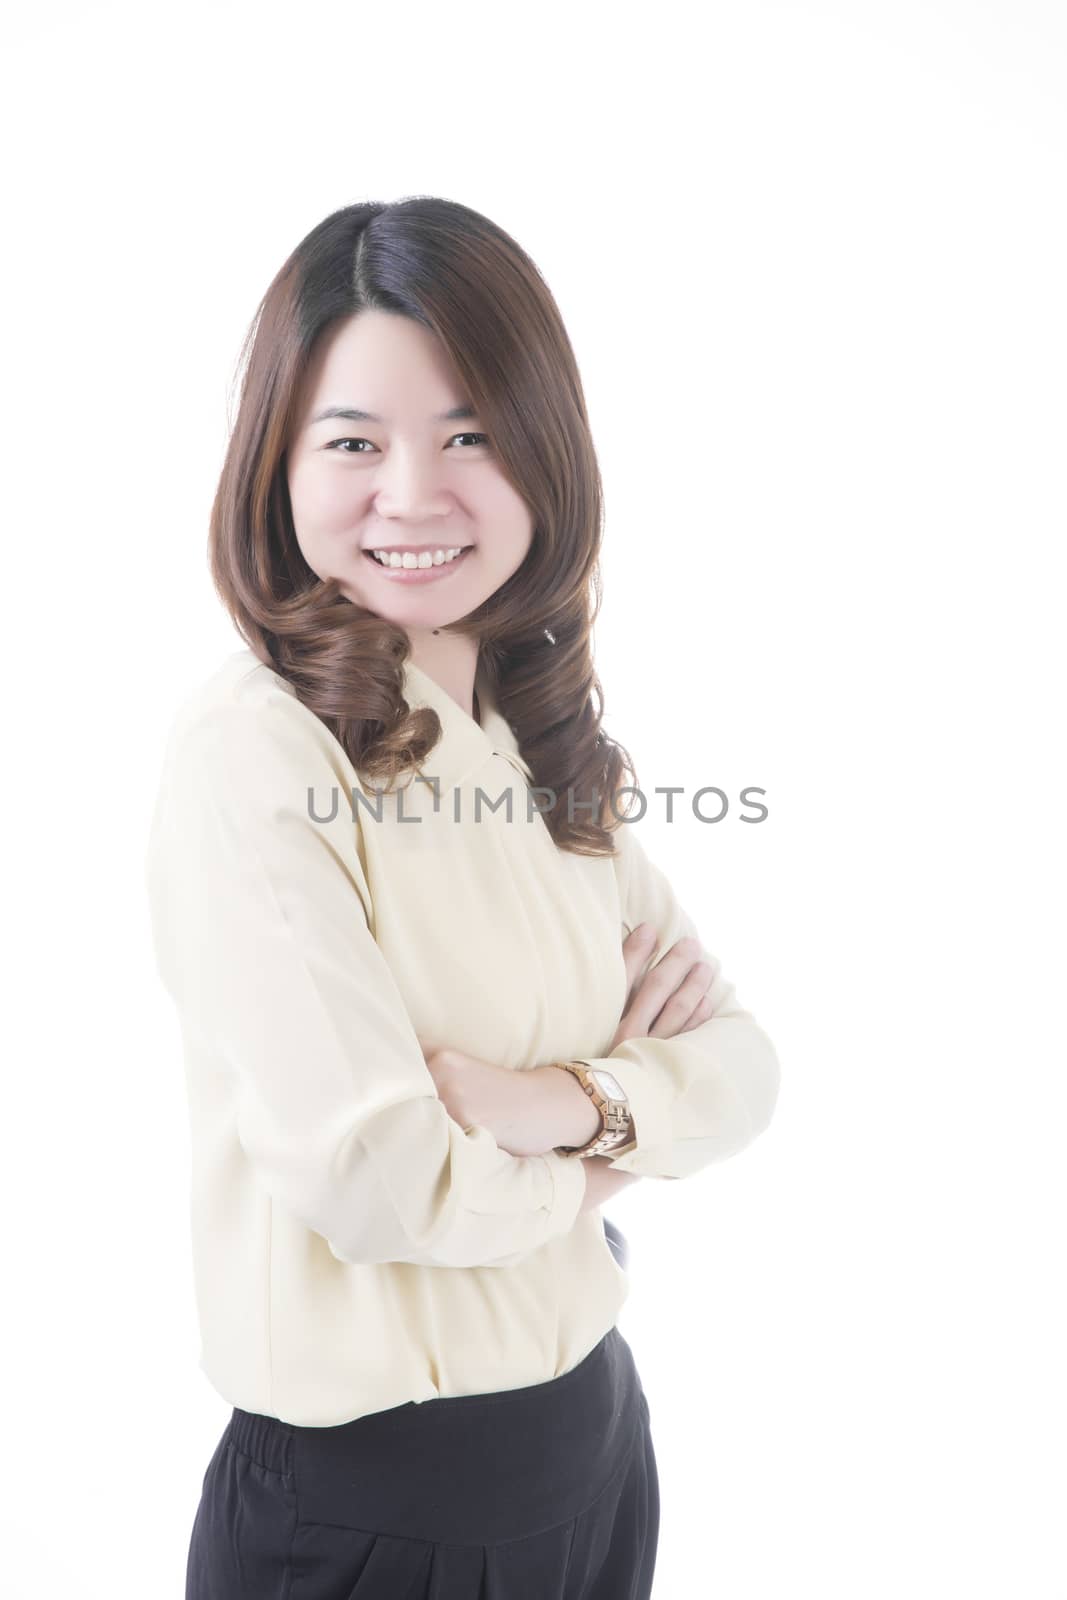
left=578, top=1154, right=643, bottom=1215
left=422, top=1047, right=561, bottom=1158
left=609, top=927, right=717, bottom=1051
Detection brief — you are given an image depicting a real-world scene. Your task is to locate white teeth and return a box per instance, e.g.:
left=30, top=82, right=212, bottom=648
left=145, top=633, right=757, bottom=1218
left=369, top=546, right=467, bottom=569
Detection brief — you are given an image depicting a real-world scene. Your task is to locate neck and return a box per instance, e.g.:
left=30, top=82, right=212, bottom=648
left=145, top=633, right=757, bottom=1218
left=405, top=629, right=482, bottom=724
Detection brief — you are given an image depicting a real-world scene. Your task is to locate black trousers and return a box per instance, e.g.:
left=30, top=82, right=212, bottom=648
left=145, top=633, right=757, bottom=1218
left=186, top=1323, right=659, bottom=1598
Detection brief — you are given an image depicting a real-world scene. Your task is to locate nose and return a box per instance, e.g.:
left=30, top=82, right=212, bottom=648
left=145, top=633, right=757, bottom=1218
left=373, top=446, right=453, bottom=519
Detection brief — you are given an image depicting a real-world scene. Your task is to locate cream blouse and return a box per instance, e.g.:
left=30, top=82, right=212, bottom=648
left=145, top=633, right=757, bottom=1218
left=143, top=647, right=780, bottom=1426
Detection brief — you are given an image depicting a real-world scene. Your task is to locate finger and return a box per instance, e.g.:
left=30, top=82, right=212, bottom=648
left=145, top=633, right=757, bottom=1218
left=620, top=925, right=657, bottom=1007
left=626, top=940, right=707, bottom=1036
left=643, top=960, right=717, bottom=1040
left=681, top=992, right=716, bottom=1033
left=663, top=988, right=717, bottom=1039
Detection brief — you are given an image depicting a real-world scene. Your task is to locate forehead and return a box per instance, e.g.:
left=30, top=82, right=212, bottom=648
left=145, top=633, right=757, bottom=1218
left=301, top=309, right=464, bottom=416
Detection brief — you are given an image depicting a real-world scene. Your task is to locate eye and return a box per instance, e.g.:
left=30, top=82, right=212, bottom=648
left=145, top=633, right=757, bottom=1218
left=325, top=438, right=375, bottom=454
left=324, top=433, right=491, bottom=455
left=447, top=432, right=491, bottom=450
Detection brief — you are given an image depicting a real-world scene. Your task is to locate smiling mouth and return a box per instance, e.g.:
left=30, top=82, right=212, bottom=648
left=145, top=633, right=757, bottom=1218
left=363, top=545, right=474, bottom=569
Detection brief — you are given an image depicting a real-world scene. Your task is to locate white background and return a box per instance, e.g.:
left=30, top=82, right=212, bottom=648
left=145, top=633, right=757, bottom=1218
left=3, top=2, right=1064, bottom=1594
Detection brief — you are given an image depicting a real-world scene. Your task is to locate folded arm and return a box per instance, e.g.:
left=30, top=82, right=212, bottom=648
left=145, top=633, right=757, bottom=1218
left=571, top=820, right=781, bottom=1181
left=143, top=691, right=586, bottom=1270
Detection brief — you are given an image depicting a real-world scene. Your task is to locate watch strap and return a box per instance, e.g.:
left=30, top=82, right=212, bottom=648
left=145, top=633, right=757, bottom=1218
left=556, top=1061, right=633, bottom=1159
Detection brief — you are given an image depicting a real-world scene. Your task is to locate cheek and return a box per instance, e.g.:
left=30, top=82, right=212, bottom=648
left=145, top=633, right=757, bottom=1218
left=477, top=485, right=534, bottom=568
left=502, top=520, right=535, bottom=573
left=289, top=461, right=365, bottom=533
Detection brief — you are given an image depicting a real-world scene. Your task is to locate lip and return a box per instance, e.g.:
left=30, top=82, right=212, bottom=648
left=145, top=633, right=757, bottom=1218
left=364, top=543, right=473, bottom=555
left=362, top=545, right=474, bottom=583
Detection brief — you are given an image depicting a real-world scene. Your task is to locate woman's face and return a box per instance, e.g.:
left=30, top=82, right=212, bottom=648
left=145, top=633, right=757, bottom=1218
left=286, top=309, right=534, bottom=634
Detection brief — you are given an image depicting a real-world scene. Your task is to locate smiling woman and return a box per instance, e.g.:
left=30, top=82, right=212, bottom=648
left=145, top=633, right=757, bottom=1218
left=286, top=309, right=535, bottom=624
left=208, top=197, right=631, bottom=851
left=148, top=194, right=780, bottom=1600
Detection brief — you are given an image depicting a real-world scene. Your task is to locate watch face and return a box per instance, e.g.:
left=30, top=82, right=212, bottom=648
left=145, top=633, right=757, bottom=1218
left=591, top=1069, right=626, bottom=1102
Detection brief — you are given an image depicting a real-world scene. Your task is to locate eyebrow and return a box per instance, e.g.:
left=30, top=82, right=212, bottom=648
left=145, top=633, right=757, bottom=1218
left=308, top=404, right=478, bottom=427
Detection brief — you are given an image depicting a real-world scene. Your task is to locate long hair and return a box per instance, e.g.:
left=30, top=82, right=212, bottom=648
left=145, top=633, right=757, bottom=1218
left=209, top=195, right=638, bottom=856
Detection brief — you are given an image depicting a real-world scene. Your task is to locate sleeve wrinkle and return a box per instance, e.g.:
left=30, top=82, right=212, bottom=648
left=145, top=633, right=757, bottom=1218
left=145, top=700, right=586, bottom=1269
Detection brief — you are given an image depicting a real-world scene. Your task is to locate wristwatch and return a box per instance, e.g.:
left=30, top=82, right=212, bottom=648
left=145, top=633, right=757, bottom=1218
left=555, top=1061, right=633, bottom=1158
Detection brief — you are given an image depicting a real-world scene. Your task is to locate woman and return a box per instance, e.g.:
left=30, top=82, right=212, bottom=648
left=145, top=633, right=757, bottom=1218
left=144, top=196, right=781, bottom=1599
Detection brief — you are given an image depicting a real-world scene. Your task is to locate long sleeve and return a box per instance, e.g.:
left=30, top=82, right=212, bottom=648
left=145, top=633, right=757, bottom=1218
left=143, top=692, right=586, bottom=1270
left=571, top=820, right=781, bottom=1179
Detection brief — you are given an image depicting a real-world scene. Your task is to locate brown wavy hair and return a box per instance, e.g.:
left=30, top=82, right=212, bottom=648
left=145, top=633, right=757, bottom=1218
left=208, top=195, right=638, bottom=856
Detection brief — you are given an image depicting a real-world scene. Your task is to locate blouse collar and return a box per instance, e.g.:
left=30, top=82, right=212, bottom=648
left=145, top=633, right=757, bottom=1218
left=238, top=646, right=534, bottom=794
left=399, top=656, right=534, bottom=792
